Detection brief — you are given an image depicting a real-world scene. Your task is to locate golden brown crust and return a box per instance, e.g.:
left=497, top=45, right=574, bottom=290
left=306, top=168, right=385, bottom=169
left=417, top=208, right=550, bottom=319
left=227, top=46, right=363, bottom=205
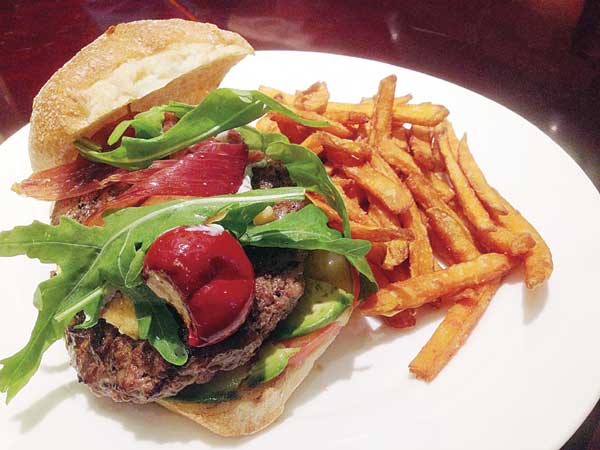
left=29, top=19, right=253, bottom=171
left=158, top=321, right=344, bottom=436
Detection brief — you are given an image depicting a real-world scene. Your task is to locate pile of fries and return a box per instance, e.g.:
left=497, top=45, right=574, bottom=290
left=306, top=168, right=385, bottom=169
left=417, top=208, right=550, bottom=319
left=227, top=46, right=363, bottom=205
left=258, top=76, right=553, bottom=381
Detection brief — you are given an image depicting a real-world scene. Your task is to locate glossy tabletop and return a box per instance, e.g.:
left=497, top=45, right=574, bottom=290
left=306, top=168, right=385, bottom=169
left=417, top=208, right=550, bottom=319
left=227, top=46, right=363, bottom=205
left=1, top=1, right=599, bottom=449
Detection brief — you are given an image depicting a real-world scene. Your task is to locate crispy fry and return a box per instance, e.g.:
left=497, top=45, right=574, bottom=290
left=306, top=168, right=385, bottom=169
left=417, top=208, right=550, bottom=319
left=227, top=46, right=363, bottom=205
left=409, top=281, right=501, bottom=380
left=411, top=125, right=432, bottom=141
left=424, top=170, right=454, bottom=202
left=325, top=95, right=412, bottom=114
left=255, top=114, right=281, bottom=133
left=258, top=85, right=294, bottom=105
left=369, top=75, right=396, bottom=146
left=441, top=135, right=537, bottom=257
left=391, top=124, right=409, bottom=144
left=379, top=138, right=423, bottom=176
left=455, top=132, right=508, bottom=216
left=323, top=110, right=369, bottom=125
left=321, top=132, right=371, bottom=164
left=331, top=179, right=372, bottom=224
left=442, top=120, right=460, bottom=159
left=410, top=135, right=437, bottom=172
left=293, top=81, right=329, bottom=113
left=344, top=159, right=413, bottom=215
left=405, top=173, right=473, bottom=240
left=299, top=133, right=325, bottom=155
left=401, top=204, right=435, bottom=277
left=382, top=239, right=410, bottom=270
left=426, top=207, right=480, bottom=262
left=437, top=131, right=497, bottom=232
left=383, top=309, right=417, bottom=329
left=367, top=195, right=402, bottom=228
left=306, top=193, right=411, bottom=241
left=392, top=103, right=449, bottom=126
left=360, top=253, right=511, bottom=316
left=271, top=110, right=354, bottom=140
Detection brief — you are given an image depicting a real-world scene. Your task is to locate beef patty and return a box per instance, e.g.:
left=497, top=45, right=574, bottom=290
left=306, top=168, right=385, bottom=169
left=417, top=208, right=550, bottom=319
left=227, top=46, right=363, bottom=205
left=65, top=248, right=304, bottom=403
left=63, top=159, right=306, bottom=403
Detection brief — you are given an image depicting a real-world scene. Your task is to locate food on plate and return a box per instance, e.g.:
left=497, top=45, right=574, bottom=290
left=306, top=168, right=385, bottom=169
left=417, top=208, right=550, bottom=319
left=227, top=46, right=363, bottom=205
left=259, top=73, right=553, bottom=381
left=0, top=18, right=554, bottom=437
left=0, top=20, right=375, bottom=437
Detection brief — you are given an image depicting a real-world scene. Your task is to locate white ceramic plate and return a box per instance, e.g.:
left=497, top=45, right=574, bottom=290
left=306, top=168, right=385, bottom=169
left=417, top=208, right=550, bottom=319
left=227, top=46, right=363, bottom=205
left=2, top=51, right=600, bottom=450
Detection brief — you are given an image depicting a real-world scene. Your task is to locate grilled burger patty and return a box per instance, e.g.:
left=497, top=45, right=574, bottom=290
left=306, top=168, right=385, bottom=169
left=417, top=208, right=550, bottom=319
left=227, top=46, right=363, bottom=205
left=65, top=248, right=305, bottom=403
left=62, top=159, right=307, bottom=403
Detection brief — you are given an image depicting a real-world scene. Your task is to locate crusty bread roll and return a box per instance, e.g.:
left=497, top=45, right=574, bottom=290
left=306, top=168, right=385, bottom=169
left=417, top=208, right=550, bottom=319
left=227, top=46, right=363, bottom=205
left=29, top=19, right=253, bottom=171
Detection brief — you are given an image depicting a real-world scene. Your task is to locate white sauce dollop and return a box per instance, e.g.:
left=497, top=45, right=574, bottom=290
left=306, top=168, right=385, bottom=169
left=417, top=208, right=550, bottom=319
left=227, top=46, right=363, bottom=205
left=185, top=224, right=225, bottom=236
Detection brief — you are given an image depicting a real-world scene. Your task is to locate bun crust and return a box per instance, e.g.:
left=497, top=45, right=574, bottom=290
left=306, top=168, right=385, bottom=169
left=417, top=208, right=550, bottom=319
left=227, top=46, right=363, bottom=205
left=158, top=320, right=345, bottom=436
left=29, top=19, right=253, bottom=171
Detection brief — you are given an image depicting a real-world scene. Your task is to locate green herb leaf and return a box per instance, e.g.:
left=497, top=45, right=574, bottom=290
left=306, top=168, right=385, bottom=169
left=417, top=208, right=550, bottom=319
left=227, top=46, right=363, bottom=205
left=107, top=102, right=195, bottom=145
left=235, top=125, right=290, bottom=150
left=240, top=205, right=375, bottom=285
left=266, top=141, right=351, bottom=237
left=123, top=285, right=188, bottom=366
left=0, top=187, right=305, bottom=401
left=76, top=89, right=328, bottom=170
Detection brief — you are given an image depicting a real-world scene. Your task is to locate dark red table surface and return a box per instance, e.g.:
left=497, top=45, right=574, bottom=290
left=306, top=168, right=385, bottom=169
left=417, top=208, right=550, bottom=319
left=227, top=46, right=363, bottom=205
left=1, top=1, right=599, bottom=448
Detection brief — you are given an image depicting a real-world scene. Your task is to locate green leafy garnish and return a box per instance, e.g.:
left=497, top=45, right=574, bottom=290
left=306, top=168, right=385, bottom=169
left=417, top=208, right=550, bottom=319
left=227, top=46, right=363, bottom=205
left=0, top=188, right=305, bottom=402
left=266, top=141, right=351, bottom=237
left=76, top=89, right=328, bottom=170
left=123, top=285, right=187, bottom=366
left=240, top=205, right=374, bottom=285
left=107, top=101, right=194, bottom=145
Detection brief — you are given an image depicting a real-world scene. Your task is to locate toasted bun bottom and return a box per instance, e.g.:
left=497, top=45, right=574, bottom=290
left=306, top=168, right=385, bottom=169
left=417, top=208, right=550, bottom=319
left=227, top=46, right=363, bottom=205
left=158, top=321, right=344, bottom=436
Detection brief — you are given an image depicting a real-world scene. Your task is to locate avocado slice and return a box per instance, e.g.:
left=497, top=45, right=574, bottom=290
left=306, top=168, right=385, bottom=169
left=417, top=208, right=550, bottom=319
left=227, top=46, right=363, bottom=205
left=245, top=344, right=300, bottom=387
left=272, top=278, right=353, bottom=340
left=167, top=364, right=250, bottom=403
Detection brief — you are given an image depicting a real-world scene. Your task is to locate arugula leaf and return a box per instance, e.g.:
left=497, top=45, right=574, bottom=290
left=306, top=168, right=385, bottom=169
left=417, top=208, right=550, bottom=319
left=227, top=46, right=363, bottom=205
left=235, top=125, right=290, bottom=150
left=76, top=89, right=328, bottom=170
left=122, top=285, right=187, bottom=365
left=0, top=187, right=305, bottom=401
left=107, top=102, right=195, bottom=145
left=240, top=205, right=375, bottom=284
left=265, top=141, right=352, bottom=237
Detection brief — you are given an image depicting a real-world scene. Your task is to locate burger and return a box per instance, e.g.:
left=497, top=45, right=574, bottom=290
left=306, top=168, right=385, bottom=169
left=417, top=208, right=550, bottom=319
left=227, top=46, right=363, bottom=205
left=0, top=19, right=374, bottom=436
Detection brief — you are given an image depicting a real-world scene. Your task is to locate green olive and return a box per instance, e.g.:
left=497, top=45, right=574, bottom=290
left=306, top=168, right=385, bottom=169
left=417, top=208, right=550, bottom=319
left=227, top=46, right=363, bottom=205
left=304, top=250, right=353, bottom=293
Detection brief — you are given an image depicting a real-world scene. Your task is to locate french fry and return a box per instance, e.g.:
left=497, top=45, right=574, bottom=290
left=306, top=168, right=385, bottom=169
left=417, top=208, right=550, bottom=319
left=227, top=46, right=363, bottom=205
left=321, top=132, right=371, bottom=164
left=258, top=85, right=294, bottom=105
left=441, top=134, right=536, bottom=256
left=391, top=124, right=409, bottom=144
left=405, top=173, right=473, bottom=240
left=442, top=120, right=460, bottom=159
left=382, top=239, right=410, bottom=270
left=306, top=193, right=412, bottom=241
left=409, top=281, right=501, bottom=380
left=323, top=110, right=369, bottom=125
left=360, top=253, right=511, bottom=316
left=410, top=135, right=437, bottom=172
left=379, top=138, right=423, bottom=176
left=255, top=114, right=281, bottom=133
left=369, top=75, right=396, bottom=146
left=271, top=110, right=354, bottom=140
left=411, top=125, right=432, bottom=141
left=383, top=309, right=417, bottom=329
left=299, top=133, right=326, bottom=155
left=425, top=207, right=480, bottom=262
left=437, top=131, right=497, bottom=232
left=367, top=195, right=402, bottom=228
left=331, top=179, right=372, bottom=224
left=456, top=138, right=554, bottom=287
left=392, top=103, right=449, bottom=126
left=401, top=204, right=435, bottom=277
left=293, top=81, right=329, bottom=113
left=454, top=132, right=508, bottom=216
left=423, top=170, right=454, bottom=202
left=325, top=95, right=412, bottom=114
left=344, top=159, right=413, bottom=215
